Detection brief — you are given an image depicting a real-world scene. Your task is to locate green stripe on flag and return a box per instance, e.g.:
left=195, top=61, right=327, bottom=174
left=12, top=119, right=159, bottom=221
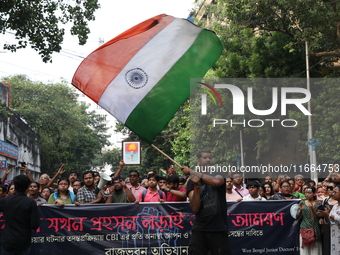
left=125, top=29, right=223, bottom=143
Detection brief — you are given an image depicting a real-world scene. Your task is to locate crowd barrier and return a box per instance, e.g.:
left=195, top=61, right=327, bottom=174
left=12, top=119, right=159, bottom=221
left=0, top=200, right=300, bottom=255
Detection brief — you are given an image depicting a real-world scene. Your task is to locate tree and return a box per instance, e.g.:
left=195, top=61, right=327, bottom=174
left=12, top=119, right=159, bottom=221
left=91, top=148, right=121, bottom=168
left=187, top=0, right=340, bottom=169
left=202, top=0, right=340, bottom=71
left=0, top=0, right=100, bottom=62
left=3, top=74, right=110, bottom=176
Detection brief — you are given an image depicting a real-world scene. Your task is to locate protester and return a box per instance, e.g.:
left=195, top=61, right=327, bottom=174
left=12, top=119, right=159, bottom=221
left=179, top=176, right=188, bottom=190
left=288, top=178, right=306, bottom=199
left=165, top=164, right=176, bottom=178
left=136, top=173, right=165, bottom=202
left=301, top=184, right=309, bottom=195
left=0, top=184, right=7, bottom=199
left=76, top=170, right=101, bottom=204
left=321, top=182, right=337, bottom=255
left=226, top=177, right=242, bottom=202
left=160, top=174, right=186, bottom=202
left=294, top=174, right=305, bottom=192
left=104, top=177, right=135, bottom=203
left=141, top=178, right=148, bottom=188
left=158, top=176, right=167, bottom=190
left=232, top=172, right=249, bottom=199
left=324, top=182, right=337, bottom=207
left=38, top=173, right=51, bottom=192
left=264, top=176, right=272, bottom=183
left=323, top=181, right=336, bottom=203
left=68, top=170, right=80, bottom=192
left=273, top=174, right=287, bottom=193
left=7, top=182, right=15, bottom=196
left=296, top=186, right=322, bottom=254
left=40, top=187, right=52, bottom=201
left=330, top=172, right=340, bottom=185
left=242, top=181, right=266, bottom=201
left=47, top=164, right=65, bottom=190
left=260, top=182, right=274, bottom=200
left=319, top=185, right=340, bottom=255
left=305, top=180, right=316, bottom=187
left=316, top=186, right=326, bottom=201
left=1, top=166, right=12, bottom=185
left=182, top=148, right=231, bottom=255
left=126, top=170, right=146, bottom=200
left=48, top=177, right=79, bottom=206
left=258, top=186, right=264, bottom=198
left=269, top=180, right=298, bottom=200
left=72, top=179, right=83, bottom=195
left=28, top=182, right=46, bottom=206
left=0, top=175, right=39, bottom=254
left=93, top=171, right=101, bottom=187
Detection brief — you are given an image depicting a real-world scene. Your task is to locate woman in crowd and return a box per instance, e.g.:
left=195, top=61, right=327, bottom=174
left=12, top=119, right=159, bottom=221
left=269, top=180, right=298, bottom=200
left=260, top=182, right=274, bottom=199
left=7, top=182, right=15, bottom=196
left=47, top=177, right=79, bottom=206
left=28, top=182, right=46, bottom=206
left=320, top=184, right=340, bottom=255
left=320, top=181, right=337, bottom=255
left=41, top=186, right=52, bottom=201
left=296, top=186, right=322, bottom=254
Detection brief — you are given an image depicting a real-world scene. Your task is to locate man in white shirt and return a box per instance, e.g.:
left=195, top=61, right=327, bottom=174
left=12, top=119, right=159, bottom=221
left=242, top=181, right=266, bottom=201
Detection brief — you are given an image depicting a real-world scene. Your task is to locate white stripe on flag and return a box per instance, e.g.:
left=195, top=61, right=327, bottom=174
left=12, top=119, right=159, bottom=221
left=98, top=18, right=203, bottom=124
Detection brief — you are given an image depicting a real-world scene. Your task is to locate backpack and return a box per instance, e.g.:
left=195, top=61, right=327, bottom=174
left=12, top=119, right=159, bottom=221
left=53, top=191, right=75, bottom=204
left=141, top=189, right=164, bottom=202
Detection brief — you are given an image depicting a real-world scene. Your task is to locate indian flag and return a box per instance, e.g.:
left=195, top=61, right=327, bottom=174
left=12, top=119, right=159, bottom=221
left=72, top=14, right=223, bottom=143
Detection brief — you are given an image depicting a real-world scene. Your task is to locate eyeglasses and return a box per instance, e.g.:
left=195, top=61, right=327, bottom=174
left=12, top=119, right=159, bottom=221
left=296, top=179, right=303, bottom=181
left=281, top=186, right=291, bottom=188
left=129, top=174, right=137, bottom=177
left=332, top=191, right=340, bottom=195
left=40, top=177, right=49, bottom=180
left=327, top=186, right=334, bottom=191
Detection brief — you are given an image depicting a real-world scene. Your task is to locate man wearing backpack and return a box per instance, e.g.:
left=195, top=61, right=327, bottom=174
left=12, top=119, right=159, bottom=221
left=136, top=173, right=166, bottom=202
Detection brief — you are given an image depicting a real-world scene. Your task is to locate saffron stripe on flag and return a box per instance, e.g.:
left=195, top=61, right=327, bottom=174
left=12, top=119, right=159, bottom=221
left=72, top=14, right=174, bottom=103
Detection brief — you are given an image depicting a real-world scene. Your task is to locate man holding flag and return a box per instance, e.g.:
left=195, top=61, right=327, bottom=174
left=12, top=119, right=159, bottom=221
left=182, top=149, right=231, bottom=255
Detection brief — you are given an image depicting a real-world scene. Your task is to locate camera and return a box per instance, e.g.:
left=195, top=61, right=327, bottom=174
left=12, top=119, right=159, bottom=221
left=20, top=162, right=26, bottom=167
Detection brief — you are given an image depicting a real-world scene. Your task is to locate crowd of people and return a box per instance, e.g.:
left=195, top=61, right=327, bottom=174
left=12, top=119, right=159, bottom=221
left=227, top=170, right=340, bottom=255
left=0, top=149, right=231, bottom=255
left=1, top=156, right=340, bottom=255
left=0, top=161, right=190, bottom=205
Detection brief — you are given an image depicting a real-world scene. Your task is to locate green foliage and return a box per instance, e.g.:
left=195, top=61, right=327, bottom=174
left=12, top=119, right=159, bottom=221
left=113, top=1, right=340, bottom=169
left=3, top=74, right=110, bottom=176
left=0, top=0, right=100, bottom=62
left=92, top=148, right=121, bottom=167
left=186, top=0, right=340, bottom=167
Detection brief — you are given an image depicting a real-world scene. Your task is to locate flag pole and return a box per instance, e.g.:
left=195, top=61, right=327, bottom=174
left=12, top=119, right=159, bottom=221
left=151, top=144, right=182, bottom=168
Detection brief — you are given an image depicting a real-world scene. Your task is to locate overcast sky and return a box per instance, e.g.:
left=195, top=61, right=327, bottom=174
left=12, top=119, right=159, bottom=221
left=0, top=0, right=194, bottom=83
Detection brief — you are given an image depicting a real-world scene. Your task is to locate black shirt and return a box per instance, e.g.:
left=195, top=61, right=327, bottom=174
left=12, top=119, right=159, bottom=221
left=187, top=176, right=228, bottom=232
left=0, top=192, right=40, bottom=252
